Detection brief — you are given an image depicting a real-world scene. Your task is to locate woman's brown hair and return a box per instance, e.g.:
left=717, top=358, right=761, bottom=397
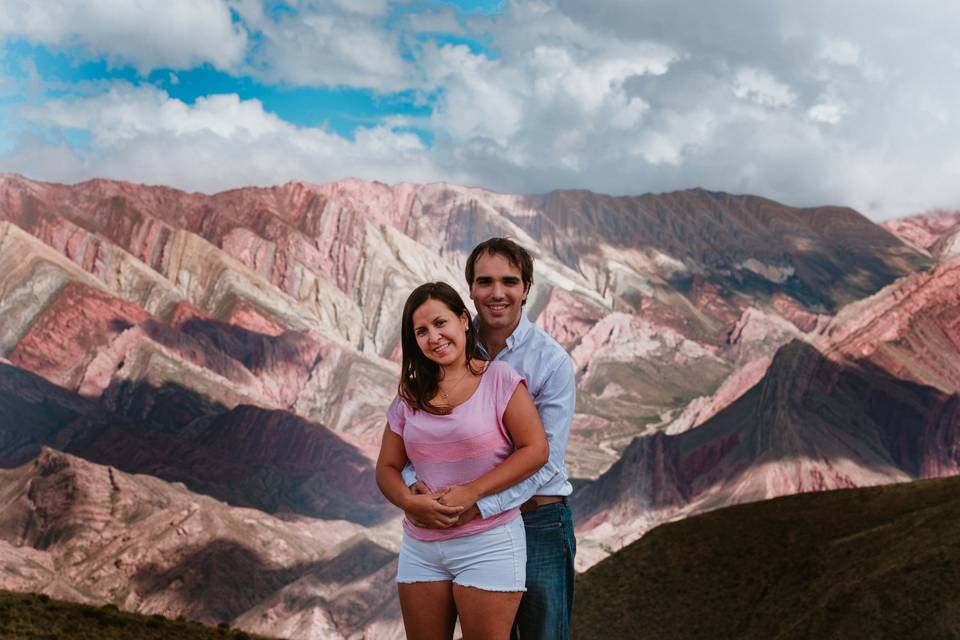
left=399, top=282, right=484, bottom=414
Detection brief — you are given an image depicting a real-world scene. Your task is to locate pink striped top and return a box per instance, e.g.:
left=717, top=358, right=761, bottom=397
left=387, top=360, right=525, bottom=541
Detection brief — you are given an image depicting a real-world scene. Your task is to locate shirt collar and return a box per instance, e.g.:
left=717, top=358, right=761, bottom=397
left=506, top=312, right=534, bottom=350
left=475, top=311, right=533, bottom=358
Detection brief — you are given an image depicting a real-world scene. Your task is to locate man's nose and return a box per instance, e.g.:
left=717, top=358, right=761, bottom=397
left=491, top=282, right=505, bottom=298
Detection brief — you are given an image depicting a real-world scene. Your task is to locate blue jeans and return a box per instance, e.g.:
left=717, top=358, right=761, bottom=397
left=511, top=501, right=576, bottom=639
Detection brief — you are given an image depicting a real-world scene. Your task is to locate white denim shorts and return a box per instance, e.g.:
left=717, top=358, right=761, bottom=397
left=396, top=516, right=526, bottom=592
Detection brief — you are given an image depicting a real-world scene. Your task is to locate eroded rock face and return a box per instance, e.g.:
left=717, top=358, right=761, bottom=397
left=882, top=210, right=960, bottom=258
left=1, top=174, right=927, bottom=356
left=0, top=364, right=390, bottom=525
left=0, top=448, right=403, bottom=639
left=818, top=257, right=960, bottom=394
left=574, top=259, right=960, bottom=568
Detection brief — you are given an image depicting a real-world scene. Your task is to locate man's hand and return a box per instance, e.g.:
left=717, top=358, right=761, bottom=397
left=403, top=491, right=462, bottom=529
left=408, top=480, right=430, bottom=495
left=454, top=504, right=480, bottom=526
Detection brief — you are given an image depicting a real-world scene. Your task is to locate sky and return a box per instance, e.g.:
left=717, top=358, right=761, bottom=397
left=1, top=1, right=959, bottom=220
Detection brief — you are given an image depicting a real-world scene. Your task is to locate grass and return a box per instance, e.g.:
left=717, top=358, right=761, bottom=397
left=572, top=475, right=960, bottom=640
left=0, top=592, right=282, bottom=640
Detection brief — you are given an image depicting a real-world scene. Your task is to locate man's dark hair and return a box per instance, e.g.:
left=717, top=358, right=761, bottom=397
left=464, top=237, right=534, bottom=299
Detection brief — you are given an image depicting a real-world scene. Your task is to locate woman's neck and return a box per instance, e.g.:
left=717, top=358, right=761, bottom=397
left=439, top=358, right=470, bottom=380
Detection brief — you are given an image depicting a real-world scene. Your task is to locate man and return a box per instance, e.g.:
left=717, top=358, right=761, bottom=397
left=403, top=237, right=576, bottom=639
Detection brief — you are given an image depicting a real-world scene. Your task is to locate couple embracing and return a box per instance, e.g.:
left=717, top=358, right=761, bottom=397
left=376, top=238, right=576, bottom=639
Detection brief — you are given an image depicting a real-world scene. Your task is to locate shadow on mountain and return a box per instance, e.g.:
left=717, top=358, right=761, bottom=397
left=102, top=377, right=230, bottom=433
left=0, top=363, right=391, bottom=525
left=572, top=338, right=960, bottom=524
left=175, top=317, right=321, bottom=373
left=251, top=536, right=401, bottom=635
left=573, top=475, right=960, bottom=640
left=529, top=190, right=929, bottom=312
left=131, top=537, right=397, bottom=630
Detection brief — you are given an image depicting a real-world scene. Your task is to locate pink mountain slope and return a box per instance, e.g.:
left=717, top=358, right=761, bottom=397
left=882, top=210, right=960, bottom=258
left=0, top=448, right=404, bottom=639
left=573, top=257, right=960, bottom=567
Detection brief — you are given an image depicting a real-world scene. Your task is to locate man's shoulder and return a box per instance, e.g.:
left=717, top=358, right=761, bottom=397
left=526, top=321, right=569, bottom=352
left=519, top=321, right=572, bottom=369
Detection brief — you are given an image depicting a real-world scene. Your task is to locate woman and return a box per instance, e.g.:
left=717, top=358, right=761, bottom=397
left=376, top=282, right=548, bottom=640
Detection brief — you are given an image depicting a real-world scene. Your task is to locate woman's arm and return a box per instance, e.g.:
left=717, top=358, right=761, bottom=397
left=439, top=384, right=549, bottom=512
left=376, top=424, right=464, bottom=528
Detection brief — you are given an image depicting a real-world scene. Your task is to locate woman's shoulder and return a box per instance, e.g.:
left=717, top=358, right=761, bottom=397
left=480, top=359, right=521, bottom=381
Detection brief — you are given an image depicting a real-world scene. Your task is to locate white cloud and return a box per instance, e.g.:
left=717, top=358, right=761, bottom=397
left=328, top=0, right=390, bottom=16
left=0, top=0, right=247, bottom=73
left=4, top=83, right=438, bottom=192
left=400, top=6, right=464, bottom=35
left=819, top=38, right=861, bottom=66
left=230, top=0, right=418, bottom=91
left=733, top=68, right=796, bottom=108
left=425, top=44, right=526, bottom=146
left=4, top=0, right=960, bottom=220
left=808, top=102, right=846, bottom=124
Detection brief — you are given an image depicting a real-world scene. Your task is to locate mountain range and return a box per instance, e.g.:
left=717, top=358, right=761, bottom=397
left=0, top=172, right=957, bottom=637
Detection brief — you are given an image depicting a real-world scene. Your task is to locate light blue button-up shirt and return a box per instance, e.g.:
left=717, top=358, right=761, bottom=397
left=401, top=312, right=576, bottom=519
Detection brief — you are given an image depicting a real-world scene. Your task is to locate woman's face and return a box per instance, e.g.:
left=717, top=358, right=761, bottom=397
left=411, top=297, right=469, bottom=368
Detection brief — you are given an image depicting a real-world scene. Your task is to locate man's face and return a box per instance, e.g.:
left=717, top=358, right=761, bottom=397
left=469, top=251, right=529, bottom=334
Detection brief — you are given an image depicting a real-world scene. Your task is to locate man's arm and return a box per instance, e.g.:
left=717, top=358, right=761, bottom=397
left=475, top=354, right=575, bottom=519
left=400, top=461, right=417, bottom=487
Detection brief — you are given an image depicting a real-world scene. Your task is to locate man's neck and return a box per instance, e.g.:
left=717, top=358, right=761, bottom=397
left=479, top=318, right=521, bottom=359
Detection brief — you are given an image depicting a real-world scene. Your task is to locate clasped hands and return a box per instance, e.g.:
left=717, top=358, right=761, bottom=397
left=403, top=480, right=481, bottom=529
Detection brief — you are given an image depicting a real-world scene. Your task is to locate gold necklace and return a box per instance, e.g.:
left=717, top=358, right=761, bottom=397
left=438, top=366, right=470, bottom=403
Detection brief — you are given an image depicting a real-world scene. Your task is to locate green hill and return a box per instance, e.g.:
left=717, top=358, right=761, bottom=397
left=572, top=475, right=960, bottom=640
left=0, top=591, right=282, bottom=640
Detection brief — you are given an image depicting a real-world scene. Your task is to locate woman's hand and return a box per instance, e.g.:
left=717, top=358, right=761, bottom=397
left=438, top=484, right=481, bottom=512
left=403, top=491, right=464, bottom=529
left=378, top=425, right=461, bottom=529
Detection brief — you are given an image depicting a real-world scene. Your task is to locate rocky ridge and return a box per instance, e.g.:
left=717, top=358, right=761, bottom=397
left=573, top=256, right=960, bottom=568
left=0, top=448, right=404, bottom=639
left=0, top=174, right=930, bottom=471
left=882, top=209, right=960, bottom=259
left=0, top=363, right=389, bottom=524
